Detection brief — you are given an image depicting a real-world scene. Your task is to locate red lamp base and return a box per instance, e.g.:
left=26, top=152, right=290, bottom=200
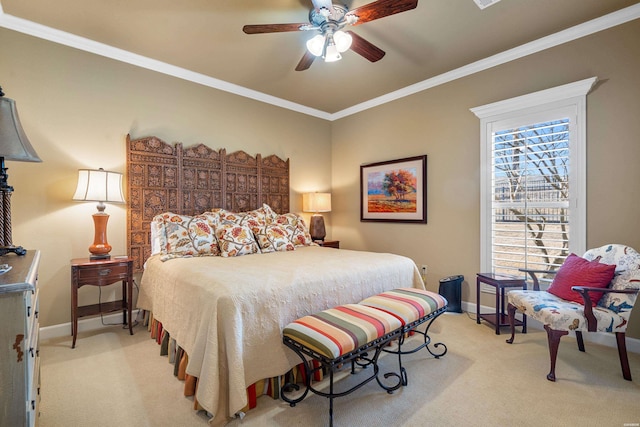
left=89, top=212, right=112, bottom=260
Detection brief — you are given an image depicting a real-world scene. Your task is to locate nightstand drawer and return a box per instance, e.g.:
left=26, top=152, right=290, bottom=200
left=76, top=263, right=129, bottom=283
left=70, top=257, right=134, bottom=348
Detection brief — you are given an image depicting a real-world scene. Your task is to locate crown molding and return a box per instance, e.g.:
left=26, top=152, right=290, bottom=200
left=332, top=3, right=640, bottom=120
left=1, top=3, right=639, bottom=121
left=0, top=11, right=332, bottom=121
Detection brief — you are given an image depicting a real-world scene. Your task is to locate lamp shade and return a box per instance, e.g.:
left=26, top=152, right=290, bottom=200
left=303, top=192, right=331, bottom=213
left=0, top=95, right=42, bottom=163
left=73, top=168, right=125, bottom=203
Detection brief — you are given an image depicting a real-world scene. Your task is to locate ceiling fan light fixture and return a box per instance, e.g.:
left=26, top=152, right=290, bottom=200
left=323, top=41, right=341, bottom=62
left=306, top=34, right=325, bottom=56
left=334, top=30, right=352, bottom=53
left=322, top=34, right=342, bottom=62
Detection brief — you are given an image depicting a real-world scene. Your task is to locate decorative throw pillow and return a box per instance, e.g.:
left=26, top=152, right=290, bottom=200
left=218, top=209, right=246, bottom=224
left=151, top=213, right=168, bottom=255
left=216, top=204, right=278, bottom=229
left=272, top=213, right=314, bottom=247
left=598, top=270, right=640, bottom=313
left=241, top=207, right=269, bottom=229
left=261, top=203, right=278, bottom=221
left=547, top=253, right=616, bottom=306
left=216, top=221, right=260, bottom=257
left=253, top=224, right=295, bottom=253
left=157, top=213, right=220, bottom=261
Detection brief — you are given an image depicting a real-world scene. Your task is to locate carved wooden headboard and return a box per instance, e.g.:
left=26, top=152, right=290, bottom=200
left=126, top=134, right=290, bottom=272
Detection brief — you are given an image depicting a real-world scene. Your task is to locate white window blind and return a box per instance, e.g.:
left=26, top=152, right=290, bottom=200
left=472, top=77, right=596, bottom=288
left=491, top=119, right=570, bottom=279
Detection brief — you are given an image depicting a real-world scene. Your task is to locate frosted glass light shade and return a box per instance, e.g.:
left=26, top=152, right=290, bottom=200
left=334, top=30, right=352, bottom=52
left=324, top=43, right=341, bottom=62
left=306, top=34, right=325, bottom=57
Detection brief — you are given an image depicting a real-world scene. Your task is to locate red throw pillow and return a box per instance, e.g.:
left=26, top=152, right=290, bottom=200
left=547, top=253, right=616, bottom=306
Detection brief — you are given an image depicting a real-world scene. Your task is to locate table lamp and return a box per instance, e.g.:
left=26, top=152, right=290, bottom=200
left=303, top=192, right=331, bottom=241
left=0, top=86, right=42, bottom=256
left=73, top=168, right=125, bottom=260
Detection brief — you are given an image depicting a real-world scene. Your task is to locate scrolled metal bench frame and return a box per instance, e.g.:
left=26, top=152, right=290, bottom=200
left=281, top=305, right=448, bottom=426
left=282, top=328, right=403, bottom=427
left=384, top=305, right=449, bottom=386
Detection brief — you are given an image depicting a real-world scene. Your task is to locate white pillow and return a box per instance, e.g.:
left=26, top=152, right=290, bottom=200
left=150, top=219, right=164, bottom=256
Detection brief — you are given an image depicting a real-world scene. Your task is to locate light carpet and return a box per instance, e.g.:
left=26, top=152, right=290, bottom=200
left=39, top=312, right=640, bottom=426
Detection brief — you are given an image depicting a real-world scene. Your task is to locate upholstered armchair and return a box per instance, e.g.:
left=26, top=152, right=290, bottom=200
left=505, top=244, right=640, bottom=381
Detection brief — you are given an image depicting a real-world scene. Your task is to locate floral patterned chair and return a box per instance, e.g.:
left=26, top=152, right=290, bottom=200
left=505, top=244, right=640, bottom=381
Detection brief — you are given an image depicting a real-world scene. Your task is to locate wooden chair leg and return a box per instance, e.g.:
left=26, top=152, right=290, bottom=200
left=575, top=331, right=585, bottom=352
left=506, top=303, right=517, bottom=344
left=544, top=325, right=568, bottom=382
left=616, top=332, right=632, bottom=381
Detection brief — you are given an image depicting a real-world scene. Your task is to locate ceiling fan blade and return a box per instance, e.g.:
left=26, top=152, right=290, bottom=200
left=295, top=51, right=316, bottom=71
left=243, top=23, right=307, bottom=34
left=348, top=0, right=418, bottom=26
left=346, top=31, right=385, bottom=62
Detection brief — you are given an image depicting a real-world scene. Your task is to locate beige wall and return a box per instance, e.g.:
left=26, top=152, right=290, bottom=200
left=0, top=28, right=332, bottom=327
left=2, top=19, right=639, bottom=339
left=331, top=20, right=640, bottom=338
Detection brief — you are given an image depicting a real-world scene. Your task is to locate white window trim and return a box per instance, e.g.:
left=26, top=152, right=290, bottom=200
left=471, top=77, right=597, bottom=273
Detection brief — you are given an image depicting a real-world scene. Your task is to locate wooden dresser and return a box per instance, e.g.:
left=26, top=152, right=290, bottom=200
left=0, top=250, right=41, bottom=427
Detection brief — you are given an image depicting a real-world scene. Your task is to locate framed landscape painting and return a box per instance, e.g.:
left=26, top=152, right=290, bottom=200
left=360, top=155, right=427, bottom=223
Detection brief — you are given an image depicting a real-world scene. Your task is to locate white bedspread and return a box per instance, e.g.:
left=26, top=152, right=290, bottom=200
left=137, top=246, right=424, bottom=425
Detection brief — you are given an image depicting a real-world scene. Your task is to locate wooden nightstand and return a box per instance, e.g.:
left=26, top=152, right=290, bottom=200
left=316, top=240, right=339, bottom=249
left=476, top=272, right=527, bottom=335
left=70, top=256, right=134, bottom=348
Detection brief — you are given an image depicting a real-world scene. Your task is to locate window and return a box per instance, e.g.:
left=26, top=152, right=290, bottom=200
left=471, top=77, right=596, bottom=287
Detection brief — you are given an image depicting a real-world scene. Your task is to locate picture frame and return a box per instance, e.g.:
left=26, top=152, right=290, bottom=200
left=360, top=155, right=427, bottom=223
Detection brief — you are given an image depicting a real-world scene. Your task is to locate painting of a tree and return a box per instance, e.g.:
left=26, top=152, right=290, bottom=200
left=361, top=155, right=427, bottom=223
left=382, top=169, right=417, bottom=201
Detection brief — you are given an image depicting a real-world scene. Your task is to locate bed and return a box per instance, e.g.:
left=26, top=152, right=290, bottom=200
left=127, top=135, right=425, bottom=425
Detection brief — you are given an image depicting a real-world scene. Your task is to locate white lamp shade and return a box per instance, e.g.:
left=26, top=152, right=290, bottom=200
left=303, top=192, right=331, bottom=213
left=73, top=168, right=125, bottom=203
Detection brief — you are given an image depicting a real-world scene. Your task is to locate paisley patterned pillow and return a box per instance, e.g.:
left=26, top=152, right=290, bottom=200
left=216, top=221, right=260, bottom=257
left=156, top=212, right=220, bottom=261
left=218, top=204, right=277, bottom=229
left=272, top=213, right=314, bottom=247
left=253, top=224, right=295, bottom=253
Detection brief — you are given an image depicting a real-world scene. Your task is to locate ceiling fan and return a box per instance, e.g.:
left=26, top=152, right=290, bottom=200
left=242, top=0, right=419, bottom=71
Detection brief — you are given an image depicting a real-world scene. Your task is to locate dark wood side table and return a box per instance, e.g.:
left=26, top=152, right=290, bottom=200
left=70, top=257, right=134, bottom=348
left=316, top=240, right=339, bottom=249
left=476, top=272, right=527, bottom=335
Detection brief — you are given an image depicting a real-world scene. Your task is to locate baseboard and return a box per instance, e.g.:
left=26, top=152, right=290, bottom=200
left=39, top=309, right=142, bottom=342
left=461, top=301, right=640, bottom=354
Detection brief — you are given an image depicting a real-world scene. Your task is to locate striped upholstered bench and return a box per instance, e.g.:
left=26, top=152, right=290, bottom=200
left=359, top=288, right=449, bottom=385
left=281, top=288, right=448, bottom=426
